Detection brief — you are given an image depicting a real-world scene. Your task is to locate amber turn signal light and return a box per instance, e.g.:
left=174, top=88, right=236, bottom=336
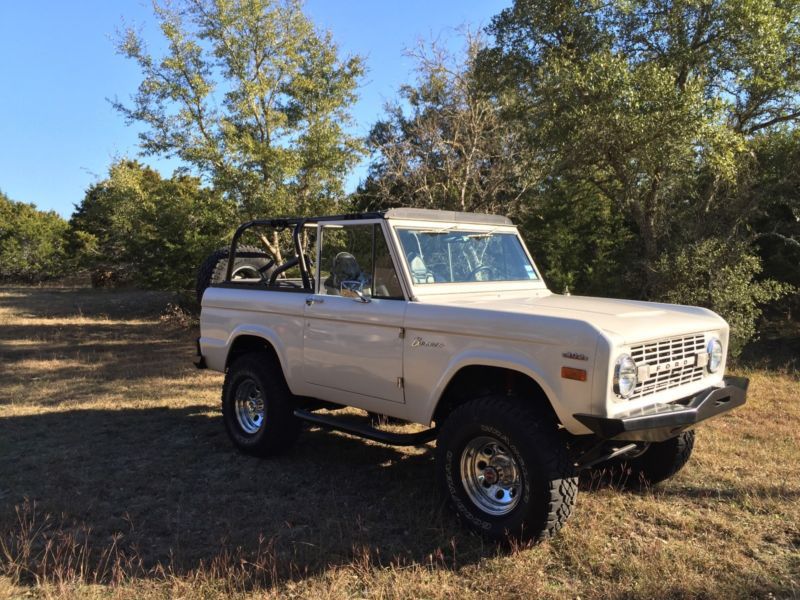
left=561, top=366, right=587, bottom=382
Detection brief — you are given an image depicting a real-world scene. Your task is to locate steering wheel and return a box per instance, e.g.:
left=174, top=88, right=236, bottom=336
left=469, top=265, right=497, bottom=281
left=407, top=251, right=436, bottom=283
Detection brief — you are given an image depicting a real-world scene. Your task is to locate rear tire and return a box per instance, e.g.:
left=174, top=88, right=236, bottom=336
left=222, top=353, right=301, bottom=457
left=614, top=430, right=695, bottom=487
left=589, top=430, right=695, bottom=488
left=436, top=396, right=577, bottom=542
left=196, top=245, right=275, bottom=304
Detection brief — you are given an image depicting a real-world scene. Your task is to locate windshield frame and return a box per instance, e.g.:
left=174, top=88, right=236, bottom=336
left=386, top=219, right=548, bottom=297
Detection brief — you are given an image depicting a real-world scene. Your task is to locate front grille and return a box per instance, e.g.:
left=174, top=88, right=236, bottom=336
left=629, top=334, right=706, bottom=399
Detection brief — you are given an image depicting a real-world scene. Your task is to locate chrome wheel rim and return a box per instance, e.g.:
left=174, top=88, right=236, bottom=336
left=460, top=436, right=522, bottom=516
left=234, top=378, right=265, bottom=434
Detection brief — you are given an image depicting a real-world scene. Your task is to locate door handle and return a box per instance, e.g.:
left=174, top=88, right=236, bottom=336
left=305, top=297, right=324, bottom=306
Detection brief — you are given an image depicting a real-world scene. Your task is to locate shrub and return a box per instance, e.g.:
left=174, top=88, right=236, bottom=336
left=0, top=191, right=68, bottom=282
left=68, top=161, right=237, bottom=291
left=651, top=239, right=793, bottom=356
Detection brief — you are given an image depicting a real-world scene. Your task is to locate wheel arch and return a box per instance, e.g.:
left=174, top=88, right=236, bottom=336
left=225, top=327, right=286, bottom=377
left=430, top=359, right=561, bottom=427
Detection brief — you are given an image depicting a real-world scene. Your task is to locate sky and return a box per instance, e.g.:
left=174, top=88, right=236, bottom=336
left=0, top=0, right=511, bottom=219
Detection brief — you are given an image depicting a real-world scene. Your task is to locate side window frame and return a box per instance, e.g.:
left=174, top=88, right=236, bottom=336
left=314, top=220, right=409, bottom=301
left=371, top=223, right=405, bottom=300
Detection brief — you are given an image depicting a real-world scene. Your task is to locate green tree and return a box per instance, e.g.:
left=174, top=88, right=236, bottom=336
left=518, top=180, right=635, bottom=297
left=650, top=238, right=792, bottom=355
left=69, top=160, right=236, bottom=291
left=0, top=191, right=68, bottom=282
left=478, top=0, right=798, bottom=351
left=483, top=0, right=800, bottom=270
left=747, top=129, right=800, bottom=310
left=114, top=0, right=364, bottom=261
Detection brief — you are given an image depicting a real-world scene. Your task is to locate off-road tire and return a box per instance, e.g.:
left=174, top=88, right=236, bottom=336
left=222, top=353, right=301, bottom=457
left=196, top=245, right=275, bottom=304
left=613, top=430, right=695, bottom=487
left=436, top=396, right=578, bottom=542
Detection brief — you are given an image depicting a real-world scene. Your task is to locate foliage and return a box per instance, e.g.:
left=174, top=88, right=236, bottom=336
left=356, top=32, right=536, bottom=218
left=483, top=0, right=800, bottom=283
left=9, top=0, right=795, bottom=359
left=114, top=0, right=364, bottom=261
left=359, top=0, right=799, bottom=350
left=519, top=180, right=635, bottom=297
left=747, top=129, right=800, bottom=315
left=0, top=191, right=68, bottom=282
left=476, top=0, right=799, bottom=347
left=651, top=239, right=791, bottom=355
left=68, top=160, right=236, bottom=290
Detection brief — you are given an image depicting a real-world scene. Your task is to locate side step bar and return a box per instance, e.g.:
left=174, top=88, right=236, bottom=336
left=293, top=409, right=438, bottom=447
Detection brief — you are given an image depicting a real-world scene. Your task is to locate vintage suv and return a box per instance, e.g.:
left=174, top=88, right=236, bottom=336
left=196, top=208, right=747, bottom=541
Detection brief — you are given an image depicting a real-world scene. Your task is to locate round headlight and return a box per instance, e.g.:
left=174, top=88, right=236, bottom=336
left=707, top=338, right=723, bottom=373
left=614, top=354, right=638, bottom=398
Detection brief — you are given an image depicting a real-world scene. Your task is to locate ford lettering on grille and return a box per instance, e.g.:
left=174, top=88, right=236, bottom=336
left=629, top=334, right=707, bottom=399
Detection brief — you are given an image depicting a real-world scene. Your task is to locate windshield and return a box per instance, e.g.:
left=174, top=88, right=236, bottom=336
left=396, top=228, right=539, bottom=285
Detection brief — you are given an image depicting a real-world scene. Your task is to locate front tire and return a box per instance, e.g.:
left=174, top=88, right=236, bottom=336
left=436, top=396, right=577, bottom=542
left=222, top=353, right=301, bottom=457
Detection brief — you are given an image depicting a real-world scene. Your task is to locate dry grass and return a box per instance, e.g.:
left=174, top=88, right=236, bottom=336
left=0, top=285, right=798, bottom=599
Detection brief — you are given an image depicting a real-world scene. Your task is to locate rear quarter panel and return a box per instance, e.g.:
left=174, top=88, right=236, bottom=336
left=199, top=287, right=307, bottom=394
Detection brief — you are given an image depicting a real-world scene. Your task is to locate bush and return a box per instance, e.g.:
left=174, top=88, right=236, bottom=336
left=0, top=192, right=68, bottom=282
left=68, top=161, right=237, bottom=291
left=650, top=239, right=792, bottom=356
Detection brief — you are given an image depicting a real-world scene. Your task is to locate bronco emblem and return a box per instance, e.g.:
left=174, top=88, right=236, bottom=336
left=411, top=336, right=445, bottom=349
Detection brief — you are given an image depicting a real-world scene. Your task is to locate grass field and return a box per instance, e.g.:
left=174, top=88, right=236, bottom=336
left=0, top=286, right=798, bottom=599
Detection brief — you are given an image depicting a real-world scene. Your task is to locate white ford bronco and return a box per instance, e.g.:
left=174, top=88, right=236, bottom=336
left=196, top=208, right=747, bottom=541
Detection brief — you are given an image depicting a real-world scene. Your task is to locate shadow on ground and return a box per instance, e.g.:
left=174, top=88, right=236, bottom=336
left=0, top=286, right=511, bottom=584
left=0, top=406, right=497, bottom=582
left=0, top=286, right=175, bottom=320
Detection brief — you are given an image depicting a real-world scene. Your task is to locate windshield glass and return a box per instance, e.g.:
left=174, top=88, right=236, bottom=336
left=396, top=228, right=539, bottom=285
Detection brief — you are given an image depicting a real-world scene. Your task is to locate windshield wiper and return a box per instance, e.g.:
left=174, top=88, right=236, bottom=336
left=464, top=227, right=502, bottom=239
left=412, top=225, right=458, bottom=234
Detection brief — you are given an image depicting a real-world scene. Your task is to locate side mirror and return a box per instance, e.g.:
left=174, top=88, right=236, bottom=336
left=341, top=280, right=371, bottom=303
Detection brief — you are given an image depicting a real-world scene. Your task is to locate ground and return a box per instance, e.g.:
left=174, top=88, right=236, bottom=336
left=0, top=286, right=798, bottom=599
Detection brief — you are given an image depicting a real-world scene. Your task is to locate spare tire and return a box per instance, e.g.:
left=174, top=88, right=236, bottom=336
left=196, top=244, right=275, bottom=303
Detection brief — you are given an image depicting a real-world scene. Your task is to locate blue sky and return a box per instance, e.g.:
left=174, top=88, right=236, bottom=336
left=0, top=1, right=510, bottom=218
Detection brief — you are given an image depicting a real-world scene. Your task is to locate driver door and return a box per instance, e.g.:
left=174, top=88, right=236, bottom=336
left=303, top=222, right=407, bottom=404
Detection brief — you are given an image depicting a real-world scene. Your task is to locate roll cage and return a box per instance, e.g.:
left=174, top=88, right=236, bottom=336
left=224, top=209, right=514, bottom=292
left=225, top=212, right=383, bottom=291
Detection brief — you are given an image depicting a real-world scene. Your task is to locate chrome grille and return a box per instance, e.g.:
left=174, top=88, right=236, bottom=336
left=630, top=334, right=706, bottom=399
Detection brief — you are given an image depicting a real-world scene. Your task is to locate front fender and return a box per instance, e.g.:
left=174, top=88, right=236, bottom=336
left=425, top=349, right=587, bottom=432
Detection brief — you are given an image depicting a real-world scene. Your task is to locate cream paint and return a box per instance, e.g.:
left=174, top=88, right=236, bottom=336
left=200, top=212, right=730, bottom=434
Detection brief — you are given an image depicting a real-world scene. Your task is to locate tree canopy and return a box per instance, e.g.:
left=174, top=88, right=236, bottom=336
left=0, top=191, right=68, bottom=282
left=114, top=0, right=364, bottom=260
left=359, top=0, right=799, bottom=353
left=68, top=160, right=235, bottom=290
left=358, top=34, right=536, bottom=217
left=6, top=0, right=798, bottom=355
left=481, top=0, right=800, bottom=276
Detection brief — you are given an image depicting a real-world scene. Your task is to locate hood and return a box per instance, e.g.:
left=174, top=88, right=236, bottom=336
left=424, top=291, right=726, bottom=344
